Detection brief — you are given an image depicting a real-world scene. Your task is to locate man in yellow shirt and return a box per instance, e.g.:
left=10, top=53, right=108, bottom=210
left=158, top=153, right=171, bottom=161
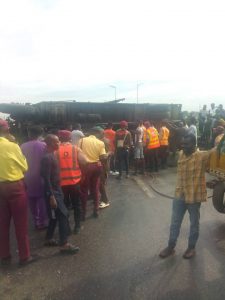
left=79, top=127, right=107, bottom=219
left=0, top=119, right=35, bottom=266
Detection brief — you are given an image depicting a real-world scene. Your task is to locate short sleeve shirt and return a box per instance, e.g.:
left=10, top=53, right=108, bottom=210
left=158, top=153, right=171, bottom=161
left=79, top=135, right=106, bottom=162
left=175, top=150, right=211, bottom=203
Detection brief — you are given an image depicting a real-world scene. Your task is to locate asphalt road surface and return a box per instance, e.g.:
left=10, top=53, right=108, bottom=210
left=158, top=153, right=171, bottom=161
left=1, top=168, right=225, bottom=300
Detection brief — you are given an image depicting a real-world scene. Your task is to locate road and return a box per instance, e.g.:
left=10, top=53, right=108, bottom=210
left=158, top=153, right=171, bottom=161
left=1, top=168, right=225, bottom=300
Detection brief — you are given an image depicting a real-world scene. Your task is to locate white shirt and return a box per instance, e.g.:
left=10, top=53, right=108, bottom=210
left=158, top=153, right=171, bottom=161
left=71, top=130, right=84, bottom=145
left=189, top=125, right=197, bottom=138
left=135, top=126, right=144, bottom=144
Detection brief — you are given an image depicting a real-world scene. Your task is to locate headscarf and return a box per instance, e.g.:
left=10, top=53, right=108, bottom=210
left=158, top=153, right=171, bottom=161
left=120, top=120, right=128, bottom=128
left=58, top=130, right=72, bottom=141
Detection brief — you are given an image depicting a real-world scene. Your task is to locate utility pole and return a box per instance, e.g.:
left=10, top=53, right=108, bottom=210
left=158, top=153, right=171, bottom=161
left=137, top=82, right=143, bottom=104
left=109, top=85, right=117, bottom=100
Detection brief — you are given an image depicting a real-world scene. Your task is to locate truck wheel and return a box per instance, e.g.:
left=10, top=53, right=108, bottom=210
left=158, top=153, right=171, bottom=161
left=212, top=182, right=225, bottom=213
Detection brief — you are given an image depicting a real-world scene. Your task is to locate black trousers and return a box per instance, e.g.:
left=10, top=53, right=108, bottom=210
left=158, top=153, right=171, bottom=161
left=116, top=148, right=129, bottom=176
left=109, top=154, right=116, bottom=172
left=159, top=145, right=168, bottom=167
left=62, top=184, right=81, bottom=229
left=46, top=207, right=71, bottom=246
left=145, top=148, right=159, bottom=172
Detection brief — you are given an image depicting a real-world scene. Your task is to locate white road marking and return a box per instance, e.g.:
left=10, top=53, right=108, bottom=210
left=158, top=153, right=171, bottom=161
left=132, top=177, right=155, bottom=198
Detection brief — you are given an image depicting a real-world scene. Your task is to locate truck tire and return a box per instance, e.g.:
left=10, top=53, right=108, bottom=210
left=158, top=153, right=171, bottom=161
left=212, top=182, right=225, bottom=213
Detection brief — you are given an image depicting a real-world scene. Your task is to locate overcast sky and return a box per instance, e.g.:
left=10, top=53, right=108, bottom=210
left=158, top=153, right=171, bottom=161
left=1, top=0, right=225, bottom=111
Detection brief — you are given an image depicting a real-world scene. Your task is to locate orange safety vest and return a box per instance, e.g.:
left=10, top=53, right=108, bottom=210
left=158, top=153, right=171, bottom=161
left=160, top=127, right=170, bottom=146
left=143, top=127, right=147, bottom=145
left=57, top=143, right=81, bottom=186
left=146, top=127, right=160, bottom=149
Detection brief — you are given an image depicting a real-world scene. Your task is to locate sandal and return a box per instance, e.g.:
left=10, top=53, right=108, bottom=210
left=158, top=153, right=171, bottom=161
left=60, top=244, right=80, bottom=255
left=44, top=239, right=59, bottom=247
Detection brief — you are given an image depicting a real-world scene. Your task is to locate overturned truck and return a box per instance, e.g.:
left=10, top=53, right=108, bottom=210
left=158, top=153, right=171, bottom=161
left=0, top=100, right=182, bottom=127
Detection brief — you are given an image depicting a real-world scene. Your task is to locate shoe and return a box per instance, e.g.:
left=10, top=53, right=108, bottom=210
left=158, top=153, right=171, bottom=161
left=99, top=202, right=110, bottom=209
left=19, top=255, right=40, bottom=267
left=159, top=247, right=175, bottom=258
left=1, top=256, right=11, bottom=266
left=60, top=244, right=80, bottom=255
left=183, top=248, right=195, bottom=259
left=111, top=171, right=119, bottom=176
left=44, top=239, right=59, bottom=247
left=109, top=171, right=114, bottom=175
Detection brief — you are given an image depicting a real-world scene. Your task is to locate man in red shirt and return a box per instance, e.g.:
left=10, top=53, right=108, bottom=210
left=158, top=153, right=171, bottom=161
left=104, top=123, right=118, bottom=175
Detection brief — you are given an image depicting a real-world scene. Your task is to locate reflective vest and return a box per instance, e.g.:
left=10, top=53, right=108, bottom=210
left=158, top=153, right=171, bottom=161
left=146, top=127, right=160, bottom=149
left=143, top=127, right=148, bottom=146
left=160, top=126, right=170, bottom=146
left=57, top=143, right=81, bottom=186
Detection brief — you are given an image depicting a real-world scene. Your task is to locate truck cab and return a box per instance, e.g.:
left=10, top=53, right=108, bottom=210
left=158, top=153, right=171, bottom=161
left=208, top=135, right=225, bottom=212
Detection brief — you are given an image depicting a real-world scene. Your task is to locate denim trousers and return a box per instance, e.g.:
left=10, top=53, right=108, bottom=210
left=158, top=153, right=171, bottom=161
left=62, top=184, right=81, bottom=229
left=45, top=189, right=71, bottom=246
left=46, top=207, right=71, bottom=246
left=116, top=148, right=129, bottom=176
left=168, top=199, right=201, bottom=249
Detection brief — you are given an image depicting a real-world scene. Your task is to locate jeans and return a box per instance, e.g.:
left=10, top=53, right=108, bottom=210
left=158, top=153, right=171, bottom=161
left=45, top=189, right=71, bottom=246
left=46, top=207, right=71, bottom=246
left=62, top=184, right=81, bottom=229
left=116, top=148, right=129, bottom=176
left=168, top=199, right=201, bottom=249
left=109, top=154, right=116, bottom=172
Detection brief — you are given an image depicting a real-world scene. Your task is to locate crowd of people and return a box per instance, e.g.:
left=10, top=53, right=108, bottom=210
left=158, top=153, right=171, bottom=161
left=0, top=118, right=172, bottom=266
left=198, top=103, right=225, bottom=146
left=0, top=112, right=225, bottom=266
